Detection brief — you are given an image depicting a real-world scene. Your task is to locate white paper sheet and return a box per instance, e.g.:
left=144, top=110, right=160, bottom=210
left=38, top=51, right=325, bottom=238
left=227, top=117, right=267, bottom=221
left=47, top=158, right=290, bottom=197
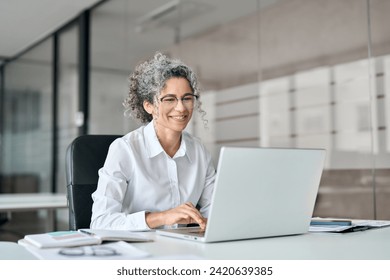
left=19, top=240, right=151, bottom=260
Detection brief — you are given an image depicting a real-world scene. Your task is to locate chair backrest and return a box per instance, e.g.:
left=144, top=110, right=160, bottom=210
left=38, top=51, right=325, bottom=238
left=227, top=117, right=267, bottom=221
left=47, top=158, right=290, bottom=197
left=65, top=134, right=121, bottom=230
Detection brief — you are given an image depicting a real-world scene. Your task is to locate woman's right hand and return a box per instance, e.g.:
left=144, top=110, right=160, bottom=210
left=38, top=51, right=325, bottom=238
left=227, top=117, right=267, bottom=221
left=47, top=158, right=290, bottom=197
left=145, top=202, right=207, bottom=229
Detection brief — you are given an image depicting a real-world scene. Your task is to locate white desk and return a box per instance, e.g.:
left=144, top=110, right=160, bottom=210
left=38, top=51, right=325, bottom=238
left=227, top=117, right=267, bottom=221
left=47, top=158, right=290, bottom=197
left=0, top=241, right=37, bottom=260
left=136, top=227, right=390, bottom=259
left=0, top=193, right=68, bottom=231
left=2, top=226, right=390, bottom=260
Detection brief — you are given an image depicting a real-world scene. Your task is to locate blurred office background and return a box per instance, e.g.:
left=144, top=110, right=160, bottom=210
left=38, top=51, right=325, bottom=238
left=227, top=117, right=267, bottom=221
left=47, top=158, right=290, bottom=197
left=0, top=0, right=389, bottom=239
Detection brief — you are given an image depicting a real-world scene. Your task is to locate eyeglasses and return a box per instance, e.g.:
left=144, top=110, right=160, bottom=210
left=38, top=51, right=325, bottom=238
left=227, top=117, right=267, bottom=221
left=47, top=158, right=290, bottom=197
left=159, top=94, right=199, bottom=109
left=58, top=246, right=119, bottom=257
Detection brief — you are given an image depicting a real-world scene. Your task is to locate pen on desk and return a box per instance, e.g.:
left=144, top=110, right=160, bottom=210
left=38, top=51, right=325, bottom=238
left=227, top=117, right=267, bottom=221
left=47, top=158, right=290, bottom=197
left=310, top=219, right=352, bottom=226
left=79, top=229, right=95, bottom=236
left=350, top=226, right=369, bottom=232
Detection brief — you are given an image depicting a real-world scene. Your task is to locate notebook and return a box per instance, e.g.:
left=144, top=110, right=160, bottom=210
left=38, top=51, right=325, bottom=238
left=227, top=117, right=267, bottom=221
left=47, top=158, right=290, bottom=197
left=156, top=146, right=326, bottom=242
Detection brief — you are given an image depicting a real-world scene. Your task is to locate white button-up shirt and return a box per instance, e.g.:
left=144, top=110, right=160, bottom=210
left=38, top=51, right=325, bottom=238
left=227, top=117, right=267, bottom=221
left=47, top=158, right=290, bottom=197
left=91, top=121, right=216, bottom=230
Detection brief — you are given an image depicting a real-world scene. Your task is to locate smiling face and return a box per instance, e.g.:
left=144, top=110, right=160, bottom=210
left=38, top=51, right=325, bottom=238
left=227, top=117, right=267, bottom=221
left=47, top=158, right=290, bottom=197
left=143, top=77, right=195, bottom=137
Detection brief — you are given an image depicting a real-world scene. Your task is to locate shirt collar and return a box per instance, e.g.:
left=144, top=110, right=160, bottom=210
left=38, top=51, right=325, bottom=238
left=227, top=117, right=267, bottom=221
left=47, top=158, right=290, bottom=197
left=144, top=121, right=191, bottom=161
left=175, top=135, right=187, bottom=159
left=144, top=121, right=163, bottom=158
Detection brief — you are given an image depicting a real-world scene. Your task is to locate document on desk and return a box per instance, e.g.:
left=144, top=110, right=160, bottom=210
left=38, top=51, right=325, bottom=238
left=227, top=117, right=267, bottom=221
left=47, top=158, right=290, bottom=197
left=309, top=219, right=390, bottom=233
left=18, top=240, right=151, bottom=260
left=22, top=229, right=152, bottom=248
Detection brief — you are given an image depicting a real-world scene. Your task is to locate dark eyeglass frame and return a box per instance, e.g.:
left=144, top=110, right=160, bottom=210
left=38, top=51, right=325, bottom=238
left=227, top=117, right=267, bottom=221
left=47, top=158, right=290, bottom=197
left=159, top=93, right=199, bottom=108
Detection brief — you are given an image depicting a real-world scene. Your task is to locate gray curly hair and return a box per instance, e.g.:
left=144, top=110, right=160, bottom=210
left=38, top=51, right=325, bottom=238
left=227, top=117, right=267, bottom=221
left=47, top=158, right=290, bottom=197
left=123, top=52, right=206, bottom=124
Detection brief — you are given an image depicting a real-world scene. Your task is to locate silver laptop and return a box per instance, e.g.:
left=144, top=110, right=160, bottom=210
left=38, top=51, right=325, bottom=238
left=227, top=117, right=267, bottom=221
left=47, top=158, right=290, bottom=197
left=156, top=146, right=326, bottom=242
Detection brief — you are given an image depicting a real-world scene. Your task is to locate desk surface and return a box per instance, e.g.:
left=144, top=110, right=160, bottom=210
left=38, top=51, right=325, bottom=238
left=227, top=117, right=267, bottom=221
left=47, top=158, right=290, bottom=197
left=0, top=193, right=67, bottom=211
left=0, top=242, right=37, bottom=260
left=2, top=226, right=390, bottom=260
left=136, top=226, right=390, bottom=260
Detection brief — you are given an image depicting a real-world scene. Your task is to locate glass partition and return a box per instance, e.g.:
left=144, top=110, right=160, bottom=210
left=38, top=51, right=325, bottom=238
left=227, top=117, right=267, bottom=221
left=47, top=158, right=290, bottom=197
left=367, top=0, right=390, bottom=219
left=90, top=0, right=181, bottom=134
left=258, top=0, right=376, bottom=219
left=2, top=39, right=53, bottom=194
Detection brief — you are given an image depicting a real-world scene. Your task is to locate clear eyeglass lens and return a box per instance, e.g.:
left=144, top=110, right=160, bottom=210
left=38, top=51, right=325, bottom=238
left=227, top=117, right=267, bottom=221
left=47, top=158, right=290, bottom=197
left=59, top=248, right=84, bottom=256
left=93, top=247, right=117, bottom=256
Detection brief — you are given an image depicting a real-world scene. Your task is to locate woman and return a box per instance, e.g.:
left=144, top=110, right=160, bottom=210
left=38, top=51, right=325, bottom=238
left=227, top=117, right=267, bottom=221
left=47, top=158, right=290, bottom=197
left=90, top=52, right=216, bottom=231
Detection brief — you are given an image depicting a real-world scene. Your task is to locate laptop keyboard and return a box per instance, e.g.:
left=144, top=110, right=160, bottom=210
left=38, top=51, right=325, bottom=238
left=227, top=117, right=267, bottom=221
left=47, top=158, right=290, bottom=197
left=187, top=229, right=206, bottom=237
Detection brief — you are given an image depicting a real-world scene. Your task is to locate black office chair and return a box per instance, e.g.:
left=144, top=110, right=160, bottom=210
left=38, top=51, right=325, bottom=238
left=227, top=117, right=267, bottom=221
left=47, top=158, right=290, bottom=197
left=65, top=134, right=122, bottom=230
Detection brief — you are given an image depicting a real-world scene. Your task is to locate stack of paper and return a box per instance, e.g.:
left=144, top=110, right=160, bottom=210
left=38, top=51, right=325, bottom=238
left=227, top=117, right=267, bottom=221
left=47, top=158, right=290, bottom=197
left=21, top=229, right=153, bottom=248
left=309, top=218, right=390, bottom=233
left=18, top=229, right=154, bottom=259
left=19, top=240, right=151, bottom=260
